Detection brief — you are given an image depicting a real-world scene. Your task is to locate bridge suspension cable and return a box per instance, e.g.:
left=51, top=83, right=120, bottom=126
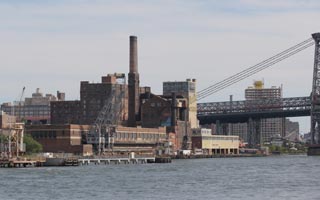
left=197, top=38, right=314, bottom=100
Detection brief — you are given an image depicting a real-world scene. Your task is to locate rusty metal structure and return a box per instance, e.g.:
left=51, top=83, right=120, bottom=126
left=198, top=96, right=311, bottom=123
left=87, top=74, right=126, bottom=154
left=311, top=33, right=320, bottom=144
left=0, top=123, right=25, bottom=159
left=198, top=96, right=311, bottom=146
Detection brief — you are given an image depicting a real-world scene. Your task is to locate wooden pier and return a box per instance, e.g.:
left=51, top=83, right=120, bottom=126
left=78, top=157, right=155, bottom=165
left=0, top=159, right=44, bottom=168
left=0, top=156, right=169, bottom=167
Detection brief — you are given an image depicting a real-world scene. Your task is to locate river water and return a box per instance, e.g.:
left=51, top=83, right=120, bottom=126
left=0, top=155, right=319, bottom=200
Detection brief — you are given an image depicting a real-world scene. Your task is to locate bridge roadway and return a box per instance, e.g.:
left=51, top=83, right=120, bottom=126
left=197, top=96, right=311, bottom=124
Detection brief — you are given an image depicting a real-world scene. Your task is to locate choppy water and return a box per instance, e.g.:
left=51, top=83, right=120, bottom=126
left=0, top=155, right=320, bottom=200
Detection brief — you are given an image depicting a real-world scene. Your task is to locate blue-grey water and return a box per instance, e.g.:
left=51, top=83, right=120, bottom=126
left=0, top=155, right=319, bottom=200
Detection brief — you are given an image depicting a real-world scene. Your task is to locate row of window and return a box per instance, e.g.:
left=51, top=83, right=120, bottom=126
left=2, top=107, right=49, bottom=112
left=201, top=136, right=238, bottom=141
left=114, top=132, right=166, bottom=141
left=18, top=111, right=50, bottom=116
left=31, top=131, right=57, bottom=139
left=150, top=102, right=162, bottom=107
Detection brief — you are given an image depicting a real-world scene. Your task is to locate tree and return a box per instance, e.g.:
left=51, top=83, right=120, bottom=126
left=24, top=134, right=42, bottom=154
left=0, top=134, right=8, bottom=143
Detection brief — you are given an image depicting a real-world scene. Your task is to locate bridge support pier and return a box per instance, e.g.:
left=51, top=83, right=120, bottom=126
left=311, top=33, right=320, bottom=146
left=248, top=118, right=261, bottom=148
left=216, top=120, right=221, bottom=135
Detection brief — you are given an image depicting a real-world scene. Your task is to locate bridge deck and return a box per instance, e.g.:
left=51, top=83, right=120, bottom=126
left=197, top=96, right=311, bottom=124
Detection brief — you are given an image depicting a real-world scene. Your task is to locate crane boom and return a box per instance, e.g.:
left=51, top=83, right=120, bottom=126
left=17, top=87, right=25, bottom=122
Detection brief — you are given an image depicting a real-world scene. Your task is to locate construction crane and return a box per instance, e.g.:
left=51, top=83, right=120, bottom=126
left=17, top=87, right=25, bottom=122
left=87, top=73, right=126, bottom=155
left=3, top=87, right=26, bottom=159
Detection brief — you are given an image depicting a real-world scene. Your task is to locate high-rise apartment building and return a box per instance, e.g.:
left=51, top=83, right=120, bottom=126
left=245, top=81, right=284, bottom=143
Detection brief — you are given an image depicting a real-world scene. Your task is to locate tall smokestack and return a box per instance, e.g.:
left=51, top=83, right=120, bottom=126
left=128, top=35, right=140, bottom=127
left=129, top=36, right=138, bottom=73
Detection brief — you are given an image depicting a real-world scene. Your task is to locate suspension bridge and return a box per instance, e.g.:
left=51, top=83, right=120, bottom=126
left=195, top=33, right=320, bottom=149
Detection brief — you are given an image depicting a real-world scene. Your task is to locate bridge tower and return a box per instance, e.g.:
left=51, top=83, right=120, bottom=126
left=311, top=33, right=320, bottom=144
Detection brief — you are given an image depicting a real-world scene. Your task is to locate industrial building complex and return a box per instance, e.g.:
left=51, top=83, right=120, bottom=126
left=1, top=35, right=306, bottom=159
left=1, top=36, right=235, bottom=157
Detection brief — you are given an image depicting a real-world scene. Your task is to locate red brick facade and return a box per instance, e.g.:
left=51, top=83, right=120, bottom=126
left=25, top=124, right=90, bottom=154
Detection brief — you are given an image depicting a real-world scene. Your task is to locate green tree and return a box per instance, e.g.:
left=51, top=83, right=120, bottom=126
left=0, top=134, right=8, bottom=143
left=269, top=145, right=276, bottom=152
left=24, top=134, right=42, bottom=154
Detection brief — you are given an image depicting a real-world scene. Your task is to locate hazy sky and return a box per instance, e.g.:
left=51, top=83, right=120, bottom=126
left=0, top=0, right=318, bottom=132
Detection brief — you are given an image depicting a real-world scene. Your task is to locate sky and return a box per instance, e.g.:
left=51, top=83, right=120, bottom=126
left=0, top=0, right=319, bottom=133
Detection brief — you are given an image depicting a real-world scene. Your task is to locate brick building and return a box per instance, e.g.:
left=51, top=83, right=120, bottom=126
left=140, top=89, right=194, bottom=151
left=25, top=124, right=91, bottom=155
left=140, top=94, right=172, bottom=128
left=51, top=73, right=128, bottom=125
left=25, top=124, right=167, bottom=155
left=50, top=101, right=82, bottom=124
left=45, top=36, right=198, bottom=154
left=1, top=88, right=64, bottom=124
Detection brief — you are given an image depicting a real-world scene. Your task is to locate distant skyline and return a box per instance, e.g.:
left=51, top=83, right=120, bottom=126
left=0, top=0, right=318, bottom=132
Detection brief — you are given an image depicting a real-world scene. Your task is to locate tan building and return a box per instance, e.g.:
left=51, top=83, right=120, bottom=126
left=0, top=112, right=25, bottom=158
left=192, top=128, right=239, bottom=155
left=111, top=126, right=167, bottom=152
left=0, top=111, right=16, bottom=129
